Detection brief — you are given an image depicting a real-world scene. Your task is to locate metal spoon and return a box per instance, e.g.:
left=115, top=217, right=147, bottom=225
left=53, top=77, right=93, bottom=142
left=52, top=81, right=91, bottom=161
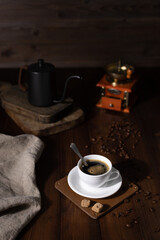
left=70, top=143, right=88, bottom=166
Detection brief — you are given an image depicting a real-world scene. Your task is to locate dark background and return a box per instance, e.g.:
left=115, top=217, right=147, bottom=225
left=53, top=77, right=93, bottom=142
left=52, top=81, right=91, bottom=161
left=0, top=0, right=159, bottom=68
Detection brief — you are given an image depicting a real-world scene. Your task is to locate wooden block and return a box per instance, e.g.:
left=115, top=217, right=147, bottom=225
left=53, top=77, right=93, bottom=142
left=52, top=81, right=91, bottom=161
left=0, top=81, right=12, bottom=96
left=55, top=176, right=138, bottom=219
left=5, top=106, right=85, bottom=136
left=1, top=85, right=74, bottom=123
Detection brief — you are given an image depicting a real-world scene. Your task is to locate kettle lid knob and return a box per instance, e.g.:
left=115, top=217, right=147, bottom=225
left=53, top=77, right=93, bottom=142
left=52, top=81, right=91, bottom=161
left=28, top=59, right=54, bottom=73
left=38, top=59, right=44, bottom=68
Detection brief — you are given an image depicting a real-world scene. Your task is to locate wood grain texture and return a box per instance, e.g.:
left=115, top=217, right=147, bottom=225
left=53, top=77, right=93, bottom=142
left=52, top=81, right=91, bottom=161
left=0, top=0, right=159, bottom=67
left=0, top=67, right=160, bottom=240
left=5, top=106, right=85, bottom=136
left=1, top=85, right=74, bottom=123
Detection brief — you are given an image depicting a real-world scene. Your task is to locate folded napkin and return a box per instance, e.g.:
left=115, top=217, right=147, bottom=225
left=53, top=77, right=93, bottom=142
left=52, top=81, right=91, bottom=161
left=0, top=133, right=44, bottom=240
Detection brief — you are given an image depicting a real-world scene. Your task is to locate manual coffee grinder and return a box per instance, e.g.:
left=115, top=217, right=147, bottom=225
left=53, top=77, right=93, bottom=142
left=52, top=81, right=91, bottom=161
left=96, top=61, right=138, bottom=113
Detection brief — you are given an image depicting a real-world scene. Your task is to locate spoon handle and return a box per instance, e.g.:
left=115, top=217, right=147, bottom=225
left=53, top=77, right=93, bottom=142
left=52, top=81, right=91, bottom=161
left=70, top=143, right=88, bottom=166
left=70, top=143, right=82, bottom=158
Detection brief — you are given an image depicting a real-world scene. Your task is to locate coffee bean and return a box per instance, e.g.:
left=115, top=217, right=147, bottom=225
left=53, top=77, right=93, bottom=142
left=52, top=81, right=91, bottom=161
left=135, top=139, right=139, bottom=144
left=146, top=175, right=152, bottom=180
left=118, top=212, right=125, bottom=217
left=125, top=154, right=129, bottom=159
left=98, top=136, right=103, bottom=141
left=119, top=152, right=123, bottom=157
left=145, top=196, right=152, bottom=200
left=85, top=145, right=89, bottom=149
left=110, top=212, right=116, bottom=217
left=126, top=223, right=132, bottom=228
left=149, top=207, right=155, bottom=212
left=127, top=208, right=133, bottom=212
left=125, top=208, right=133, bottom=215
left=134, top=220, right=138, bottom=224
left=101, top=144, right=106, bottom=149
left=155, top=226, right=160, bottom=233
left=91, top=137, right=96, bottom=142
left=152, top=200, right=157, bottom=204
left=144, top=191, right=151, bottom=196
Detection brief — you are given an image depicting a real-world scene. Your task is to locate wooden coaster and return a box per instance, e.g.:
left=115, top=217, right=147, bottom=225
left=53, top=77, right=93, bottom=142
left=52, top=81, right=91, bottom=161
left=55, top=176, right=138, bottom=219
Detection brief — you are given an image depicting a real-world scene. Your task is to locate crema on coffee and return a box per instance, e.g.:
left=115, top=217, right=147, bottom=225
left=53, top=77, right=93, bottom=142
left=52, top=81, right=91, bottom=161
left=81, top=159, right=109, bottom=175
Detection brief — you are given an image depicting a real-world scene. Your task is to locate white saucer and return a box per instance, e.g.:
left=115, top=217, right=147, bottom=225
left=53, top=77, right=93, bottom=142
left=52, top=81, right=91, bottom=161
left=67, top=166, right=122, bottom=199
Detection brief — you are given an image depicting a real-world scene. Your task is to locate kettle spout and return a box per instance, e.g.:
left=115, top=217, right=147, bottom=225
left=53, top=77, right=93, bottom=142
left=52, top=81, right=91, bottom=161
left=53, top=75, right=83, bottom=104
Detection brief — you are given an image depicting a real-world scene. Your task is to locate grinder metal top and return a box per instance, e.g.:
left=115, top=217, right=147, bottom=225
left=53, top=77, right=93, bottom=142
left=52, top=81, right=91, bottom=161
left=105, top=60, right=134, bottom=86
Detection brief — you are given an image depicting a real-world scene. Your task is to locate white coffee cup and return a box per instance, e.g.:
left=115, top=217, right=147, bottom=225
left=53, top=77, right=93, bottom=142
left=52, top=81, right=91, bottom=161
left=77, top=154, right=120, bottom=188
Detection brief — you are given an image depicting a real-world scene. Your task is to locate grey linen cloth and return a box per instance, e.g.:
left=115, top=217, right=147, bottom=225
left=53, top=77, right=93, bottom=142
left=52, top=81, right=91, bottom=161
left=0, top=133, right=44, bottom=240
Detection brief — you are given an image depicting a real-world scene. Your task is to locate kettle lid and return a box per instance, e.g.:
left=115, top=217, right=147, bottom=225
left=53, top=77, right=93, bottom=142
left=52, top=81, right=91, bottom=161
left=28, top=59, right=54, bottom=73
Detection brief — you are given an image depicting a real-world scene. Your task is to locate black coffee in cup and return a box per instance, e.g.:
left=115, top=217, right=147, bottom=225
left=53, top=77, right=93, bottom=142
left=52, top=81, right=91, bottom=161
left=81, top=159, right=109, bottom=175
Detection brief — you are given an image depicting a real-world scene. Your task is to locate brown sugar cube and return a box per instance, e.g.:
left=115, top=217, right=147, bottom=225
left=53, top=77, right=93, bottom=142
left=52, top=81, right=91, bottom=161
left=92, top=202, right=103, bottom=213
left=81, top=199, right=91, bottom=208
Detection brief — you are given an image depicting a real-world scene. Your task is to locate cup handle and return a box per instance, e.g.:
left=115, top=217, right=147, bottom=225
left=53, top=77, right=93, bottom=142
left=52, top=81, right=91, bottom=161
left=18, top=65, right=28, bottom=91
left=107, top=170, right=120, bottom=182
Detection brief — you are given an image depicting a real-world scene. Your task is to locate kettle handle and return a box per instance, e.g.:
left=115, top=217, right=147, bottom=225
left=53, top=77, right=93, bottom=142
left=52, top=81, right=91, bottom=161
left=18, top=65, right=28, bottom=91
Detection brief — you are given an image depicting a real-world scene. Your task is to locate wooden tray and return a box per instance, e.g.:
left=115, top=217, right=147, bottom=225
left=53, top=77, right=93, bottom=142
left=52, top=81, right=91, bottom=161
left=1, top=85, right=73, bottom=123
left=55, top=176, right=138, bottom=219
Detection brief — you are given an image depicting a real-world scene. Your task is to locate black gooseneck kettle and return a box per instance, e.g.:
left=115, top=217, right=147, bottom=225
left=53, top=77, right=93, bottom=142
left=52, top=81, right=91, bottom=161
left=18, top=59, right=82, bottom=107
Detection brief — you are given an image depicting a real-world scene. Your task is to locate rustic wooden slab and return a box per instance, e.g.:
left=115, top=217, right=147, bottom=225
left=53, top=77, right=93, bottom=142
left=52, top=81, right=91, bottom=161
left=0, top=81, right=12, bottom=95
left=1, top=85, right=74, bottom=123
left=5, top=106, right=84, bottom=136
left=55, top=176, right=138, bottom=219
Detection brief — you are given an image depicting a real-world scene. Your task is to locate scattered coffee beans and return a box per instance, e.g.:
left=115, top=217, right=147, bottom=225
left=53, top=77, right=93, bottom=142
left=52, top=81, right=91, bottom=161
left=95, top=119, right=142, bottom=160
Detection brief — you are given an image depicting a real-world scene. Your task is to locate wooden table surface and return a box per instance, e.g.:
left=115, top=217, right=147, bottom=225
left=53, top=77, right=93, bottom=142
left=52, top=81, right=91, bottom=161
left=0, top=67, right=160, bottom=240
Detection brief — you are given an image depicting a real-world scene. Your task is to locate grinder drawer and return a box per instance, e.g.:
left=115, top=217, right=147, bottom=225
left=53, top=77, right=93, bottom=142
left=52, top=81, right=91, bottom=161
left=101, top=97, right=122, bottom=111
